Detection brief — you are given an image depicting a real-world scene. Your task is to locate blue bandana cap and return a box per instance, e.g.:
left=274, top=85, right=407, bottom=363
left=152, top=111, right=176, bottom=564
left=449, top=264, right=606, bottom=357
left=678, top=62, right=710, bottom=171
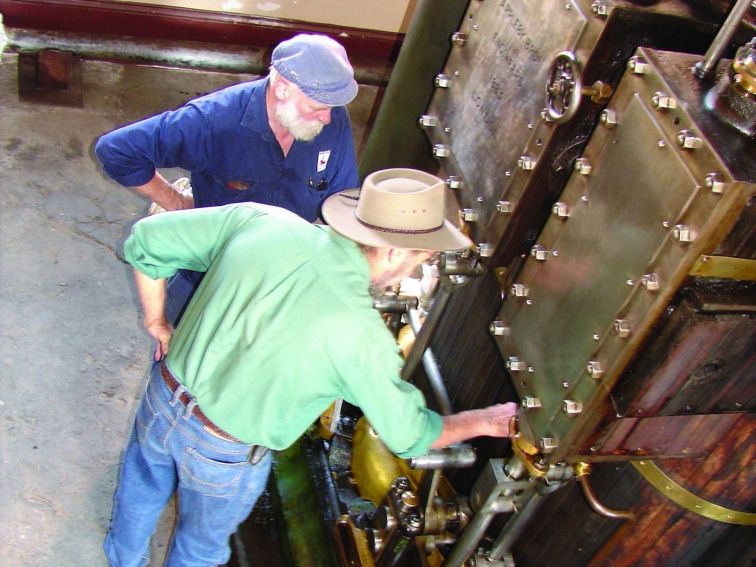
left=271, top=34, right=358, bottom=107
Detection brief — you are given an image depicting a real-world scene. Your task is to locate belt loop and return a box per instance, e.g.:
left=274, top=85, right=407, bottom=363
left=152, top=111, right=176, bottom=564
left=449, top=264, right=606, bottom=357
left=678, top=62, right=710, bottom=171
left=183, top=399, right=197, bottom=421
left=169, top=384, right=184, bottom=407
left=248, top=445, right=269, bottom=465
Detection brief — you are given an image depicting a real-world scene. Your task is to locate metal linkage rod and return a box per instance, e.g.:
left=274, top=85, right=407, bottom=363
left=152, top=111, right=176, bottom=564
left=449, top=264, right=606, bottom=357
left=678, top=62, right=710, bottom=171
left=694, top=0, right=753, bottom=79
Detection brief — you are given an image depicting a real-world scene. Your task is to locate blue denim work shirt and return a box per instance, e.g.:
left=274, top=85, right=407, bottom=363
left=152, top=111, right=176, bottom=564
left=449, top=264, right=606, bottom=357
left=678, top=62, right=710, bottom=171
left=95, top=77, right=360, bottom=222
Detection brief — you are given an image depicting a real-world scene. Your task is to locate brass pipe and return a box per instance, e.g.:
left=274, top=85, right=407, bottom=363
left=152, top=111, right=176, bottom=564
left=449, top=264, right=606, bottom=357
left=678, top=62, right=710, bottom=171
left=575, top=463, right=636, bottom=522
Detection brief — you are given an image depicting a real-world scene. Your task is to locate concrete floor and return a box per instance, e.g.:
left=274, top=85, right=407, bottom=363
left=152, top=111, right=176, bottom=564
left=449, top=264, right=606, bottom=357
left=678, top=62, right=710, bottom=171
left=0, top=48, right=377, bottom=566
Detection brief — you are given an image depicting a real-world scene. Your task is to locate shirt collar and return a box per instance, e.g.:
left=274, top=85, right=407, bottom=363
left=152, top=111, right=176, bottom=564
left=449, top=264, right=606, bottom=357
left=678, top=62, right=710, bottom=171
left=241, top=77, right=276, bottom=142
left=319, top=226, right=371, bottom=283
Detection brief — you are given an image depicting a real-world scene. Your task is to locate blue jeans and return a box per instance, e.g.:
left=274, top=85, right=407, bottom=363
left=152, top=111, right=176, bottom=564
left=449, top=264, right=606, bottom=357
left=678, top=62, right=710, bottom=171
left=104, top=363, right=272, bottom=567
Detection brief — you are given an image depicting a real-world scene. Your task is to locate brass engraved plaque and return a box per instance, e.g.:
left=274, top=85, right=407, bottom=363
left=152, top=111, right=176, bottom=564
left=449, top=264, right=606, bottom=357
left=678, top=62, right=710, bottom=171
left=425, top=0, right=589, bottom=231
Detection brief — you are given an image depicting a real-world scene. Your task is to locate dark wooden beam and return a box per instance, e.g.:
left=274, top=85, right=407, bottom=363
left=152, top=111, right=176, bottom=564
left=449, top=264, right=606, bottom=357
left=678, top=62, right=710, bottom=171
left=0, top=0, right=404, bottom=65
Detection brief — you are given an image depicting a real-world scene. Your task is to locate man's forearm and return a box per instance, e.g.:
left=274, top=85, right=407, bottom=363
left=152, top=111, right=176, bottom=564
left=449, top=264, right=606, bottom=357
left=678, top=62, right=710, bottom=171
left=134, top=269, right=167, bottom=326
left=431, top=403, right=518, bottom=449
left=135, top=172, right=193, bottom=211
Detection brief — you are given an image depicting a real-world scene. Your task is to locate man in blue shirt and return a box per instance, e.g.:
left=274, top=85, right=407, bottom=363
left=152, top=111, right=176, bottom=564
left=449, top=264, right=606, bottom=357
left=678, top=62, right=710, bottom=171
left=96, top=33, right=360, bottom=321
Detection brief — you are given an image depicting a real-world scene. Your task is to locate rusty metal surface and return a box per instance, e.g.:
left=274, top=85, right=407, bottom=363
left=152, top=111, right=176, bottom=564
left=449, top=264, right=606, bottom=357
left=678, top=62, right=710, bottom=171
left=421, top=0, right=719, bottom=251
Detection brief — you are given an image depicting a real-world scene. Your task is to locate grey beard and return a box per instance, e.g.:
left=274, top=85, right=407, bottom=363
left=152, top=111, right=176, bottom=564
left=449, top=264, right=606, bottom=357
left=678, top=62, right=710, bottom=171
left=276, top=101, right=325, bottom=142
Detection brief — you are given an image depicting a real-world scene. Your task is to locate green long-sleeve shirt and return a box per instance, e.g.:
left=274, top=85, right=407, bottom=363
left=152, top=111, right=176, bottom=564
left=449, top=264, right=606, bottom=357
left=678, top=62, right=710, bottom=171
left=123, top=203, right=442, bottom=457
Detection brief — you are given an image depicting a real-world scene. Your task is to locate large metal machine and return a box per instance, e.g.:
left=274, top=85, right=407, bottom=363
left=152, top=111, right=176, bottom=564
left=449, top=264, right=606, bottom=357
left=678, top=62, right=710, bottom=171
left=320, top=1, right=755, bottom=565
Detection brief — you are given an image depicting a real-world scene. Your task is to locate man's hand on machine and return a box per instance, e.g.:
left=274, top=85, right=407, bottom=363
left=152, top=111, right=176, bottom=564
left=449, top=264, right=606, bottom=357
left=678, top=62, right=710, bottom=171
left=432, top=402, right=519, bottom=449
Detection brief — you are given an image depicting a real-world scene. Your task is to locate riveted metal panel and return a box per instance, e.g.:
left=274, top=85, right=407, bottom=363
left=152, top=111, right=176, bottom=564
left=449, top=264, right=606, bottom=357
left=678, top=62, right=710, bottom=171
left=420, top=0, right=718, bottom=252
left=491, top=47, right=756, bottom=462
left=423, top=0, right=591, bottom=240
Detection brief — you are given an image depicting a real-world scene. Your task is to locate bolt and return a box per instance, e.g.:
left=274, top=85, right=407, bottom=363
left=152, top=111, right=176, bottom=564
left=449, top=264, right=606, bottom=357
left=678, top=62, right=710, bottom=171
left=432, top=144, right=450, bottom=158
left=518, top=155, right=537, bottom=170
left=704, top=172, right=725, bottom=194
left=451, top=32, right=468, bottom=46
left=522, top=396, right=542, bottom=409
left=628, top=56, right=649, bottom=74
left=418, top=115, right=439, bottom=128
left=673, top=224, right=696, bottom=243
left=600, top=109, right=617, bottom=128
left=574, top=158, right=592, bottom=175
left=676, top=129, right=703, bottom=150
left=562, top=400, right=583, bottom=415
left=506, top=357, right=526, bottom=372
left=446, top=176, right=464, bottom=189
left=477, top=242, right=493, bottom=257
left=612, top=319, right=631, bottom=338
left=435, top=73, right=451, bottom=88
left=591, top=0, right=608, bottom=16
left=462, top=208, right=479, bottom=222
left=497, top=200, right=513, bottom=214
left=552, top=201, right=570, bottom=218
left=651, top=91, right=677, bottom=110
left=641, top=273, right=660, bottom=291
left=541, top=107, right=554, bottom=123
left=530, top=244, right=550, bottom=261
left=511, top=283, right=529, bottom=297
left=489, top=321, right=509, bottom=336
left=540, top=437, right=558, bottom=453
left=587, top=360, right=604, bottom=379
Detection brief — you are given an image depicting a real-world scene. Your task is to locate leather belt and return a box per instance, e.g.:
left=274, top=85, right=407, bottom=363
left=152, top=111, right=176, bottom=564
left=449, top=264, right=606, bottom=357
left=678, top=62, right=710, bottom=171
left=160, top=363, right=241, bottom=443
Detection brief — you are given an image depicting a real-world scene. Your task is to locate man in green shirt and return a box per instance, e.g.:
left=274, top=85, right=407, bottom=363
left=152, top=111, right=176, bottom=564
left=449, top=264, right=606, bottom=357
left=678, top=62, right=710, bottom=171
left=105, top=168, right=517, bottom=567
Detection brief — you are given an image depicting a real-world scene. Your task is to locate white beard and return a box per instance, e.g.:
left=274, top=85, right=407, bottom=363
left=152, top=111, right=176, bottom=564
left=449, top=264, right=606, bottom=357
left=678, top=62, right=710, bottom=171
left=275, top=99, right=325, bottom=142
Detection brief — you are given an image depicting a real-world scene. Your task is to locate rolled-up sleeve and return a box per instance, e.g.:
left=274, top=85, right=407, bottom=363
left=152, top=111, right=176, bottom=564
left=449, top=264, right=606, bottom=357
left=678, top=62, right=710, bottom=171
left=123, top=203, right=261, bottom=279
left=95, top=104, right=211, bottom=187
left=334, top=321, right=443, bottom=458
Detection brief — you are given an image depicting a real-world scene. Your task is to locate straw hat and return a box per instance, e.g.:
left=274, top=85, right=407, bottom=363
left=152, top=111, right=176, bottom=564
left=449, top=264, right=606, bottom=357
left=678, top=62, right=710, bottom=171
left=322, top=168, right=472, bottom=251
